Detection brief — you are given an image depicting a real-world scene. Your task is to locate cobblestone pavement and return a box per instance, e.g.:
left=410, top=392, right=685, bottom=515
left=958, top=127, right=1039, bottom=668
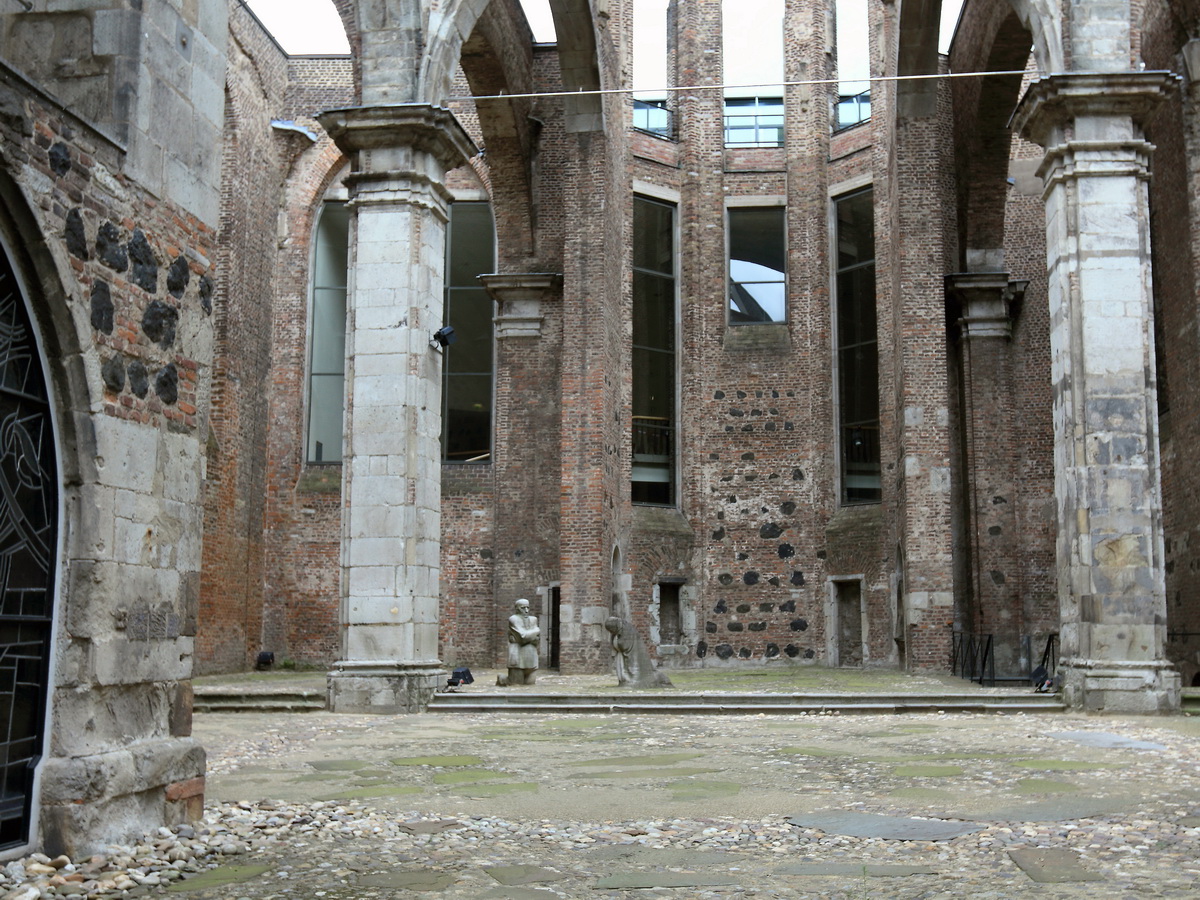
left=5, top=677, right=1199, bottom=899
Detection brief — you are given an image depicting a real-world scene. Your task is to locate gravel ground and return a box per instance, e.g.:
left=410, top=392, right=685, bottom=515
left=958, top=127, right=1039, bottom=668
left=3, top=695, right=1198, bottom=899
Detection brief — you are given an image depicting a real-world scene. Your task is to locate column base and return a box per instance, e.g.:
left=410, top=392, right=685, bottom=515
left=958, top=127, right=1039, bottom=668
left=327, top=660, right=445, bottom=713
left=1060, top=658, right=1181, bottom=714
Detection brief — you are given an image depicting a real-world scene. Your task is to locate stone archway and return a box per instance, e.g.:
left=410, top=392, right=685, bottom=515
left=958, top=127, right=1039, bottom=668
left=0, top=236, right=58, bottom=850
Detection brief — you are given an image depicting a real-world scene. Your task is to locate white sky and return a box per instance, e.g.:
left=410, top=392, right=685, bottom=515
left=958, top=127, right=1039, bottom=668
left=246, top=0, right=966, bottom=76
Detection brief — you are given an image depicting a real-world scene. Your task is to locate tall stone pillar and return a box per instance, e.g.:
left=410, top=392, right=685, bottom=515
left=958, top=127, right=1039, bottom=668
left=316, top=105, right=476, bottom=712
left=1012, top=73, right=1181, bottom=712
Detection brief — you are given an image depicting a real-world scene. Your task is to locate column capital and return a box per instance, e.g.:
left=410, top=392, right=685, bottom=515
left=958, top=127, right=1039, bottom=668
left=316, top=103, right=477, bottom=166
left=1011, top=71, right=1180, bottom=148
left=480, top=272, right=563, bottom=339
left=945, top=272, right=1027, bottom=340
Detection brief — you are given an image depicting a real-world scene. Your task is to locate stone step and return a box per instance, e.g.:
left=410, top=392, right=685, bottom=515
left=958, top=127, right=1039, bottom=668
left=427, top=692, right=1065, bottom=715
left=193, top=691, right=326, bottom=714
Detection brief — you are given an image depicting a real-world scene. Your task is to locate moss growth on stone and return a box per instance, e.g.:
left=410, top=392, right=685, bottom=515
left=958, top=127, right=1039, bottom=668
left=1015, top=778, right=1079, bottom=794
left=169, top=865, right=272, bottom=891
left=432, top=768, right=510, bottom=784
left=573, top=752, right=705, bottom=767
left=1011, top=759, right=1116, bottom=771
left=449, top=782, right=538, bottom=796
left=892, top=765, right=963, bottom=777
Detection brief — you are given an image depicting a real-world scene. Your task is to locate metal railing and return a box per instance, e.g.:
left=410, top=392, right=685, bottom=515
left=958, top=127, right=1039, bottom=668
left=950, top=630, right=995, bottom=686
left=835, top=89, right=871, bottom=130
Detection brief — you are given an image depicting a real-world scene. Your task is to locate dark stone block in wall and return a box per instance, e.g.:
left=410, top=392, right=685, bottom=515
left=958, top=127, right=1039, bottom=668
left=990, top=570, right=1006, bottom=584
left=97, top=222, right=127, bottom=271
left=780, top=600, right=795, bottom=612
left=128, top=229, right=158, bottom=292
left=142, top=299, right=178, bottom=348
left=736, top=552, right=748, bottom=560
left=199, top=274, right=214, bottom=314
left=714, top=390, right=725, bottom=399
left=778, top=543, right=795, bottom=558
left=784, top=644, right=799, bottom=657
left=742, top=452, right=754, bottom=460
left=727, top=622, right=744, bottom=632
left=804, top=648, right=815, bottom=659
left=792, top=468, right=805, bottom=480
left=90, top=280, right=113, bottom=333
left=717, top=574, right=733, bottom=586
left=768, top=577, right=780, bottom=586
left=748, top=622, right=766, bottom=632
left=760, top=523, right=783, bottom=539
left=736, top=391, right=746, bottom=399
left=696, top=641, right=708, bottom=658
left=739, top=647, right=751, bottom=658
left=705, top=622, right=717, bottom=633
left=790, top=618, right=808, bottom=631
left=759, top=603, right=774, bottom=612
left=715, top=643, right=734, bottom=659
left=781, top=501, right=797, bottom=515
left=155, top=363, right=178, bottom=405
left=988, top=525, right=1002, bottom=535
left=100, top=355, right=125, bottom=393
left=790, top=571, right=805, bottom=586
left=712, top=527, right=726, bottom=540
left=730, top=408, right=744, bottom=417
left=766, top=643, right=779, bottom=657
left=736, top=603, right=751, bottom=613
left=816, top=551, right=826, bottom=560
left=167, top=255, right=190, bottom=298
left=48, top=141, right=71, bottom=176
left=65, top=208, right=88, bottom=260
left=714, top=599, right=728, bottom=613
left=128, top=360, right=149, bottom=397
left=479, top=548, right=493, bottom=559
left=743, top=571, right=759, bottom=585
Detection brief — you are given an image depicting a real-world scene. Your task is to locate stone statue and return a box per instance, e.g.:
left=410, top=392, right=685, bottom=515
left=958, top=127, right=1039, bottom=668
left=605, top=616, right=672, bottom=688
left=499, top=598, right=540, bottom=686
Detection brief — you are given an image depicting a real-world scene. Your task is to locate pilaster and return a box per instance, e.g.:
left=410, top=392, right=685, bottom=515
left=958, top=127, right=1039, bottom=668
left=946, top=273, right=1028, bottom=674
left=1012, top=73, right=1181, bottom=712
left=316, top=104, right=476, bottom=712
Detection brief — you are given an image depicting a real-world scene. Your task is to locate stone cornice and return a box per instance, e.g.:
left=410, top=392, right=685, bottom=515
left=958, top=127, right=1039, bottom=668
left=945, top=272, right=1027, bottom=340
left=480, top=273, right=563, bottom=339
left=1011, top=72, right=1181, bottom=147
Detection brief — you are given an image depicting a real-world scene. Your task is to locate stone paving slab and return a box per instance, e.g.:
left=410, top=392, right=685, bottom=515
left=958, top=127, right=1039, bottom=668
left=774, top=863, right=940, bottom=876
left=593, top=872, right=741, bottom=889
left=1008, top=848, right=1106, bottom=883
left=785, top=811, right=981, bottom=841
left=1050, top=731, right=1169, bottom=751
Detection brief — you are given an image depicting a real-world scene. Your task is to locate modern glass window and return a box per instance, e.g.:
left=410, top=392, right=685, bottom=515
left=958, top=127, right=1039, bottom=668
left=306, top=201, right=349, bottom=464
left=632, top=196, right=676, bottom=505
left=723, top=97, right=785, bottom=147
left=442, top=201, right=496, bottom=462
left=722, top=0, right=784, bottom=147
left=834, top=188, right=880, bottom=503
left=834, top=0, right=871, bottom=129
left=728, top=207, right=787, bottom=325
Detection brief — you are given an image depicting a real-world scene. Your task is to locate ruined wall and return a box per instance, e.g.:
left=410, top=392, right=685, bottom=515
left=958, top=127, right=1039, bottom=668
left=0, top=0, right=225, bottom=858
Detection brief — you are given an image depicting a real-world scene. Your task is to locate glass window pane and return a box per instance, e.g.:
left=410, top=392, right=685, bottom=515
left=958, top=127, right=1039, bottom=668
left=444, top=374, right=492, bottom=461
left=307, top=375, right=344, bottom=463
left=632, top=347, right=674, bottom=420
left=446, top=288, right=493, bottom=374
left=448, top=203, right=494, bottom=287
left=633, top=199, right=673, bottom=274
left=632, top=272, right=674, bottom=351
left=728, top=207, right=786, bottom=324
left=310, top=288, right=346, bottom=373
left=313, top=202, right=348, bottom=288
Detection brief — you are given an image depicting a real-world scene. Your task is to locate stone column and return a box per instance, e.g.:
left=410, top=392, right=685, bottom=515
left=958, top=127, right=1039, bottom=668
left=945, top=273, right=1027, bottom=673
left=1012, top=73, right=1181, bottom=712
left=316, top=105, right=476, bottom=713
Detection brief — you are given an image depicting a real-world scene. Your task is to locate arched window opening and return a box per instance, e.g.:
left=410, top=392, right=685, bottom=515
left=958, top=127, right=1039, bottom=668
left=306, top=201, right=349, bottom=464
left=0, top=240, right=57, bottom=851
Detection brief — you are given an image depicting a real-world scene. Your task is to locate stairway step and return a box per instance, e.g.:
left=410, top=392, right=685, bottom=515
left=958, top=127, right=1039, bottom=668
left=194, top=691, right=325, bottom=713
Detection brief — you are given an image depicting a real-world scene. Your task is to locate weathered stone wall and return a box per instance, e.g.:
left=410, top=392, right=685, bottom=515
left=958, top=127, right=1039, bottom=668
left=0, top=0, right=225, bottom=857
left=195, top=1, right=288, bottom=674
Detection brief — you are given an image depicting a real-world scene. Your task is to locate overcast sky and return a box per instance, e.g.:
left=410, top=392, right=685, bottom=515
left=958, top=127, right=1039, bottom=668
left=246, top=0, right=966, bottom=78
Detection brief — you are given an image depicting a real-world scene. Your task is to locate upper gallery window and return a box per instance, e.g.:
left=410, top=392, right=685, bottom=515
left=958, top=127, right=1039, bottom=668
left=727, top=206, right=787, bottom=325
left=305, top=200, right=349, bottom=464
left=442, top=201, right=496, bottom=463
left=723, top=0, right=784, bottom=148
left=834, top=0, right=870, bottom=129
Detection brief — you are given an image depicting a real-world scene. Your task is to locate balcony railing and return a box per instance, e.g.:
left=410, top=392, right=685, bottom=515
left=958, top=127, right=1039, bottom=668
left=836, top=89, right=871, bottom=130
left=723, top=98, right=784, bottom=148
